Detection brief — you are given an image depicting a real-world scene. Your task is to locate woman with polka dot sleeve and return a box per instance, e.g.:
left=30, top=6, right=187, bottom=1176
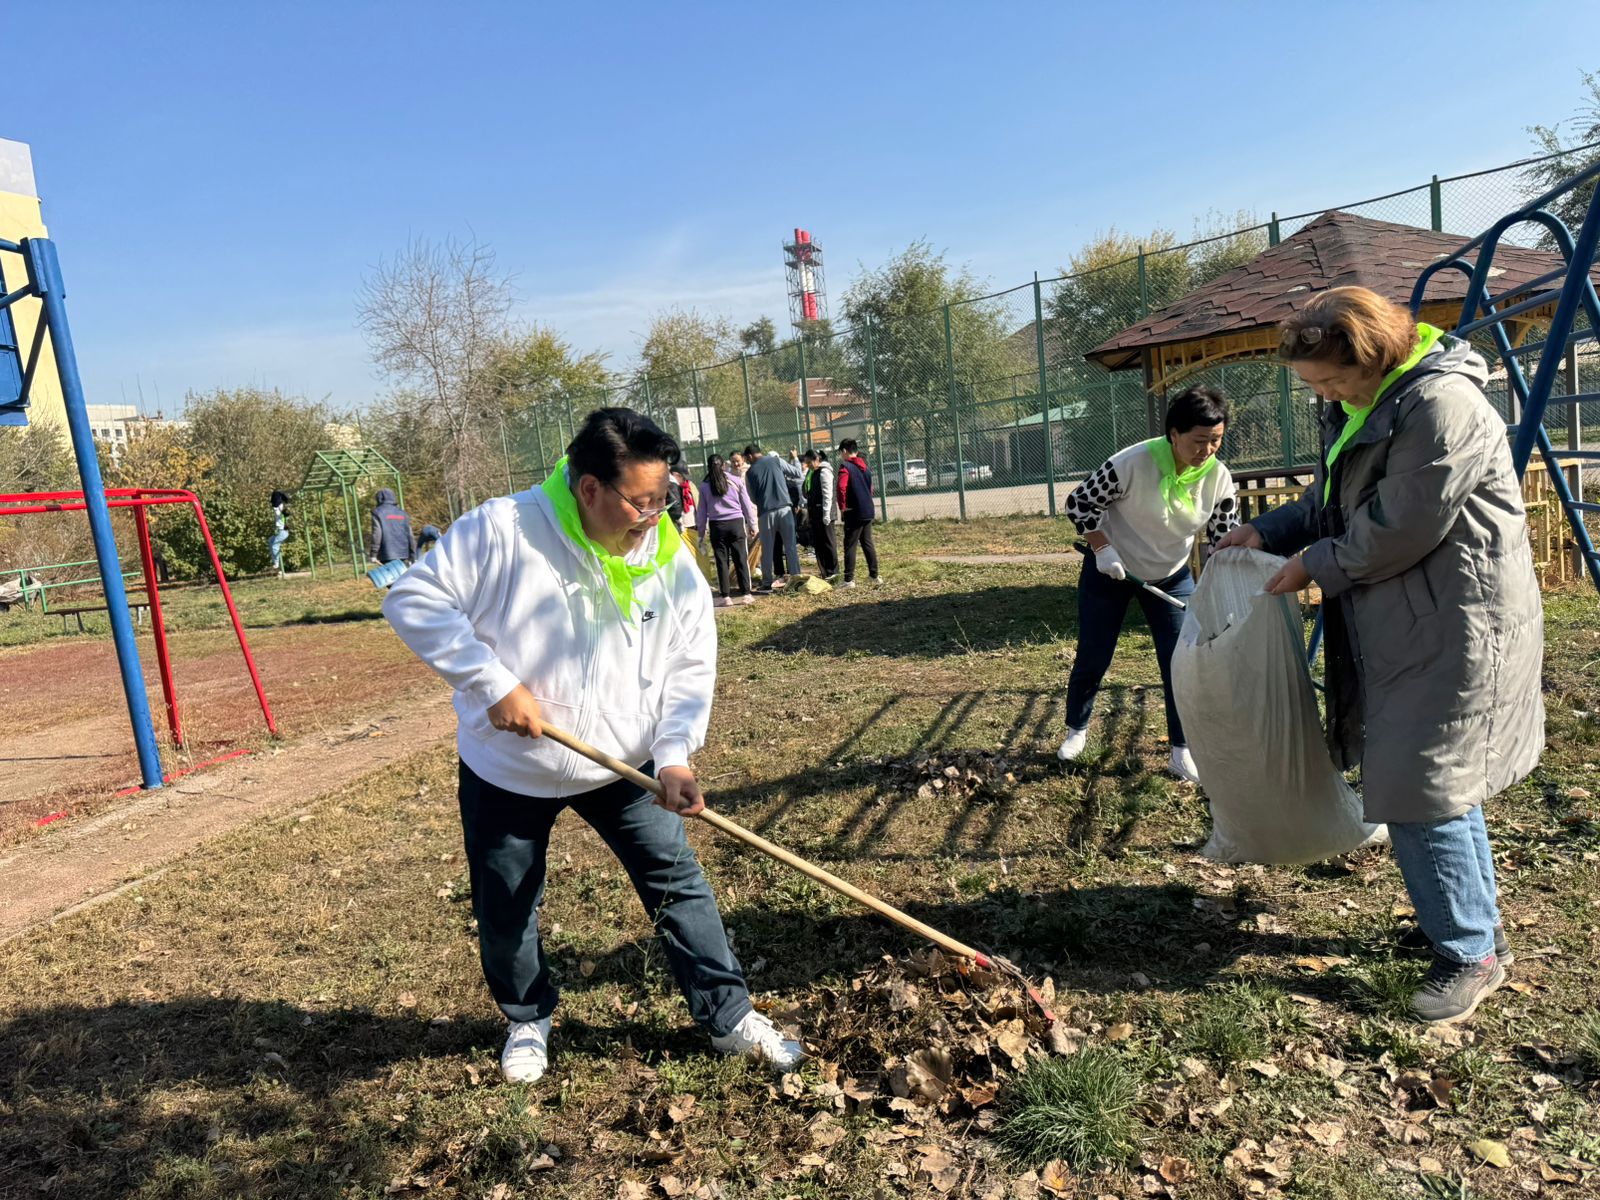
left=1059, top=387, right=1238, bottom=782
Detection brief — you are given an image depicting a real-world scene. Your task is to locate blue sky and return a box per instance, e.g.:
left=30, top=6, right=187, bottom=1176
left=12, top=1, right=1598, bottom=414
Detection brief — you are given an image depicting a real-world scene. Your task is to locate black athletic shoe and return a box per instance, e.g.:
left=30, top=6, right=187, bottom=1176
left=1396, top=924, right=1513, bottom=966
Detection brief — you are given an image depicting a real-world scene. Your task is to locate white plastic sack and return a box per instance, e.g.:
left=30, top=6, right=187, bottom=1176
left=1171, top=549, right=1383, bottom=864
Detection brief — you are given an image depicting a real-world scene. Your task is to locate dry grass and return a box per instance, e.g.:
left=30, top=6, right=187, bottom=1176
left=1, top=530, right=1597, bottom=1198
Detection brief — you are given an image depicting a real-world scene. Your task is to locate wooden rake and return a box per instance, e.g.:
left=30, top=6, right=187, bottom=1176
left=539, top=722, right=1055, bottom=1024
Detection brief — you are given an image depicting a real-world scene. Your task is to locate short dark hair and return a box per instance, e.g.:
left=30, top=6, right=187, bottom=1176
left=566, top=408, right=679, bottom=485
left=839, top=438, right=858, bottom=454
left=802, top=449, right=818, bottom=462
left=1164, top=387, right=1229, bottom=436
left=744, top=444, right=761, bottom=458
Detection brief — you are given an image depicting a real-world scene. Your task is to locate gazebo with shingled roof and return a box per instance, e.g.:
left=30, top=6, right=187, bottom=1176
left=1083, top=210, right=1597, bottom=441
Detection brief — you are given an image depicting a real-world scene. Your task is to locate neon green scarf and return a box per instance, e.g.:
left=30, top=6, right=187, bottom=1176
left=1145, top=437, right=1220, bottom=517
left=541, top=457, right=681, bottom=624
left=1322, top=322, right=1441, bottom=503
left=803, top=468, right=816, bottom=495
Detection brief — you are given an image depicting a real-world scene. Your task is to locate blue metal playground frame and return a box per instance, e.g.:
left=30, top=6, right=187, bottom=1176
left=1307, top=157, right=1600, bottom=674
left=1, top=237, right=166, bottom=789
left=1410, top=158, right=1600, bottom=594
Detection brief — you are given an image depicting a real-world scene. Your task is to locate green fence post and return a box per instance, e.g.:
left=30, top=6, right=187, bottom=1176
left=866, top=317, right=888, bottom=521
left=740, top=353, right=757, bottom=445
left=1033, top=274, right=1057, bottom=517
left=943, top=303, right=968, bottom=521
left=337, top=486, right=351, bottom=575
left=1277, top=365, right=1295, bottom=471
left=304, top=521, right=315, bottom=578
left=1430, top=175, right=1443, bottom=232
left=1137, top=245, right=1149, bottom=317
left=797, top=335, right=812, bottom=451
left=564, top=389, right=576, bottom=443
left=641, top=376, right=654, bottom=428
left=533, top=404, right=548, bottom=476
left=319, top=494, right=335, bottom=573
left=689, top=366, right=702, bottom=445
left=1269, top=210, right=1294, bottom=469
left=342, top=483, right=362, bottom=578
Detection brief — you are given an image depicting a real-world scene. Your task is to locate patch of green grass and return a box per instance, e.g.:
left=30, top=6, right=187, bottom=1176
left=993, top=1048, right=1143, bottom=1170
left=1178, top=980, right=1300, bottom=1069
left=1419, top=1174, right=1482, bottom=1200
left=1282, top=1160, right=1395, bottom=1200
left=1347, top=1017, right=1430, bottom=1068
left=461, top=1089, right=546, bottom=1180
left=1441, top=1045, right=1518, bottom=1127
left=1573, top=1009, right=1600, bottom=1077
left=1542, top=1092, right=1600, bottom=1161
left=135, top=1155, right=218, bottom=1200
left=1346, top=958, right=1424, bottom=1019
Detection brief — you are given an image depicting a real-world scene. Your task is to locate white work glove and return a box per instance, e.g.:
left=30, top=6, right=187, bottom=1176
left=1095, top=544, right=1127, bottom=581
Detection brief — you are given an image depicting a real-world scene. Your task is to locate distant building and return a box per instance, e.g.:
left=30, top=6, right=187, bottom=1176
left=84, top=403, right=185, bottom=461
left=0, top=137, right=66, bottom=431
left=789, top=377, right=871, bottom=450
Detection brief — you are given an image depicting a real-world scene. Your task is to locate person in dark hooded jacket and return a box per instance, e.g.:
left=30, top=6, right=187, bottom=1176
left=369, top=488, right=418, bottom=565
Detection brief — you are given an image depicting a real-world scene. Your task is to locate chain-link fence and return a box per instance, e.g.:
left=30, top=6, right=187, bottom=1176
left=459, top=146, right=1599, bottom=522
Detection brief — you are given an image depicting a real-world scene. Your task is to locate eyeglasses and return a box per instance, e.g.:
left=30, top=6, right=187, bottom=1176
left=605, top=481, right=671, bottom=521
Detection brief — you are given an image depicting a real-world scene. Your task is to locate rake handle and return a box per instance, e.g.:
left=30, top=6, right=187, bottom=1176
left=537, top=722, right=986, bottom=965
left=1073, top=541, right=1187, bottom=610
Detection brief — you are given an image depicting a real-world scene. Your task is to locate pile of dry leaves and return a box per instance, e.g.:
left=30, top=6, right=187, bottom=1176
left=883, top=752, right=1021, bottom=804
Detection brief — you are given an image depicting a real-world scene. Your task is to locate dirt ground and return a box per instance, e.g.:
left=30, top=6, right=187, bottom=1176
left=0, top=617, right=435, bottom=842
left=0, top=691, right=453, bottom=945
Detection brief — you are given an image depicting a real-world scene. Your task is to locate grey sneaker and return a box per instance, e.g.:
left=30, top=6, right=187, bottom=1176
left=1410, top=954, right=1505, bottom=1024
left=1396, top=924, right=1513, bottom=967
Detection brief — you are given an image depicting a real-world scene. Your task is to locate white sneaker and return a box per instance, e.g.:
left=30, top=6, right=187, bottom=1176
left=714, top=595, right=735, bottom=609
left=710, top=1010, right=805, bottom=1072
left=500, top=1017, right=553, bottom=1084
left=1168, top=746, right=1200, bottom=784
left=1056, top=726, right=1089, bottom=761
left=841, top=580, right=856, bottom=589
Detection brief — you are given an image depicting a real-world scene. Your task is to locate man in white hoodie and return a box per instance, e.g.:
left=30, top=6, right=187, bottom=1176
left=383, top=408, right=804, bottom=1084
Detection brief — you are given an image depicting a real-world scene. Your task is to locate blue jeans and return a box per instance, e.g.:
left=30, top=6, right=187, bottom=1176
left=268, top=529, right=289, bottom=569
left=1387, top=806, right=1500, bottom=963
left=457, top=760, right=752, bottom=1036
left=1066, top=551, right=1195, bottom=746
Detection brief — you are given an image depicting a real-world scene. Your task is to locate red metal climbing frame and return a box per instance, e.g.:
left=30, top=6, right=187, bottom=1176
left=0, top=486, right=277, bottom=746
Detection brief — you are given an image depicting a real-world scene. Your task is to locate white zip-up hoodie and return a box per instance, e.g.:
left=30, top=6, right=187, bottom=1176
left=381, top=486, right=716, bottom=797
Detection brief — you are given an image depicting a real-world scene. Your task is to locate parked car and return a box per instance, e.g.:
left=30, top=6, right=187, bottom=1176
left=934, top=460, right=994, bottom=486
left=882, top=458, right=929, bottom=490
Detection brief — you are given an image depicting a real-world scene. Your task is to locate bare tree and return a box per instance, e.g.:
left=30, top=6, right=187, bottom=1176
left=357, top=236, right=514, bottom=510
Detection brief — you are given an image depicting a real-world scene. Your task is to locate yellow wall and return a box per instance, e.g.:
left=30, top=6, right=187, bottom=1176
left=0, top=186, right=66, bottom=431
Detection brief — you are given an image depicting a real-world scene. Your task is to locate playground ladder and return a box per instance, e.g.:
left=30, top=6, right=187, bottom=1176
left=1412, top=158, right=1600, bottom=595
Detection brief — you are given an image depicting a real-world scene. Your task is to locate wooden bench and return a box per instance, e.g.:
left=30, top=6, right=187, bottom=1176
left=52, top=593, right=150, bottom=633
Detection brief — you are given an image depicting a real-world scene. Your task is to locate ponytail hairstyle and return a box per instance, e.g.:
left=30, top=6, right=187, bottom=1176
left=705, top=453, right=730, bottom=498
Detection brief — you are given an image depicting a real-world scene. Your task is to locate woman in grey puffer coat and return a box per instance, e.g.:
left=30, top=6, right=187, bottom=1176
left=1217, top=286, right=1544, bottom=1025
